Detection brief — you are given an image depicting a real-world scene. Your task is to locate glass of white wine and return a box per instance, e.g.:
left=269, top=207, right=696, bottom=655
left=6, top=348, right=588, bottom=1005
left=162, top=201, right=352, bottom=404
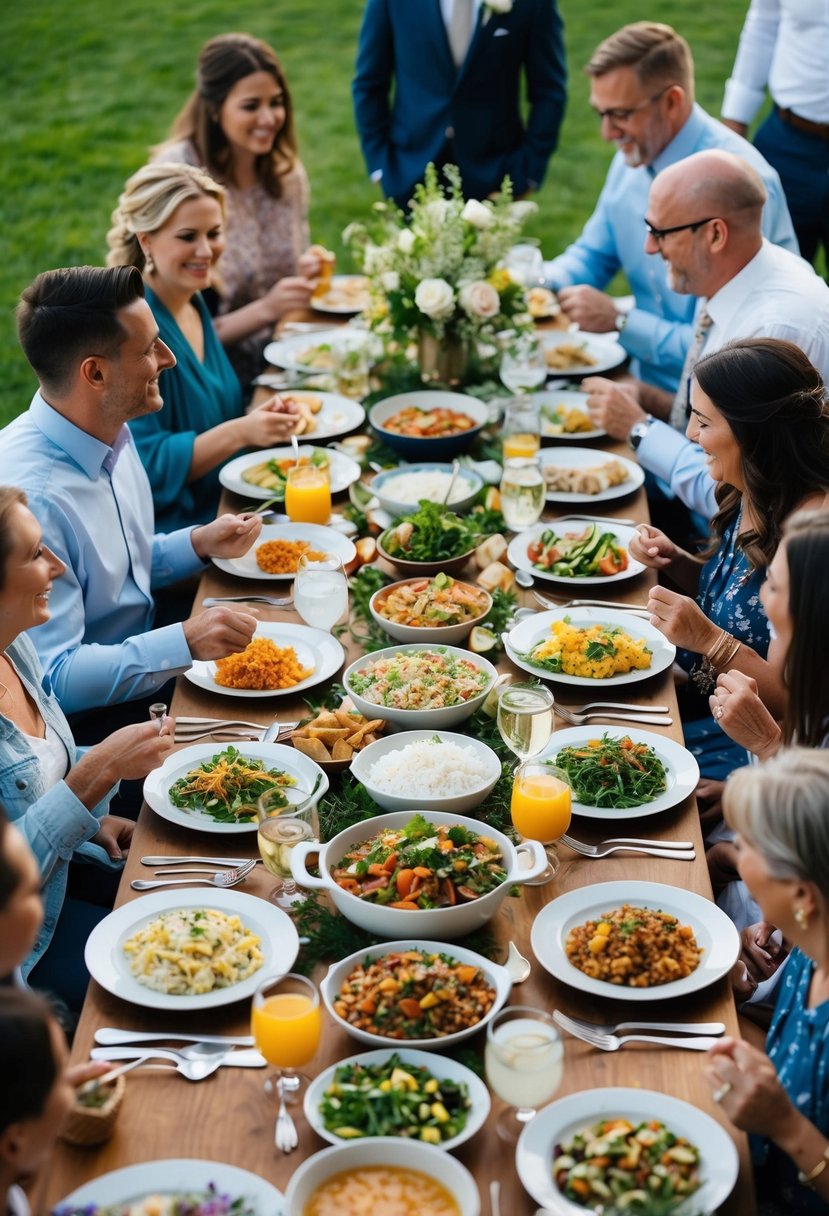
left=485, top=1006, right=563, bottom=1140
left=500, top=334, right=547, bottom=401
left=499, top=457, right=545, bottom=531
left=497, top=682, right=555, bottom=763
left=293, top=553, right=349, bottom=632
left=257, top=785, right=320, bottom=910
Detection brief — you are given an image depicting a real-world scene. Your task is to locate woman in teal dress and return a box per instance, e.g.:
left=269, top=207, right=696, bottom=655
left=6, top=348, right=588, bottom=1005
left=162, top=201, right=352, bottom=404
left=106, top=162, right=300, bottom=531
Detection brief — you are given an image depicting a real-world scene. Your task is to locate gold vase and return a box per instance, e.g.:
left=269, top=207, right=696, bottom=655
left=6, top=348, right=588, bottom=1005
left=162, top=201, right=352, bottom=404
left=417, top=330, right=469, bottom=386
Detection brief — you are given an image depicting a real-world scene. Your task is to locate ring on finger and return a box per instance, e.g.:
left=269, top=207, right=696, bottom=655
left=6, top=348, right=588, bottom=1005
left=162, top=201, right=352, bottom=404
left=713, top=1082, right=732, bottom=1103
left=715, top=705, right=724, bottom=720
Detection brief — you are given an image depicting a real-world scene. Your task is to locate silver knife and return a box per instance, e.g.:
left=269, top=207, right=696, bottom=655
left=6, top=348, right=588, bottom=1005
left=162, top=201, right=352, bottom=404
left=91, top=1046, right=266, bottom=1068
left=96, top=1027, right=255, bottom=1047
left=141, top=855, right=261, bottom=867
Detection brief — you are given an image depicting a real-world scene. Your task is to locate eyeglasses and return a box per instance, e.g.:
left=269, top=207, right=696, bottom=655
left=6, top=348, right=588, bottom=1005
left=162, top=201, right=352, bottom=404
left=592, top=86, right=670, bottom=124
left=644, top=217, right=717, bottom=245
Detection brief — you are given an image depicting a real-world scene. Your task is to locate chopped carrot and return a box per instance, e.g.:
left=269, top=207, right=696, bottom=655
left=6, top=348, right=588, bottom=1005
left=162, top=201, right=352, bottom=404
left=398, top=998, right=421, bottom=1019
left=413, top=866, right=432, bottom=878
left=396, top=868, right=415, bottom=898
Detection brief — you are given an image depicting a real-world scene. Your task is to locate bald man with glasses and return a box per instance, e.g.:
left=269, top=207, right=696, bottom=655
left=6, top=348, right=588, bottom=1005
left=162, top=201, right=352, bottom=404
left=544, top=22, right=797, bottom=395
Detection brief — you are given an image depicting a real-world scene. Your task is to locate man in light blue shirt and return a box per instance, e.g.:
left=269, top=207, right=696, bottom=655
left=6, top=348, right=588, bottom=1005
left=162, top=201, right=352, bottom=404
left=0, top=265, right=262, bottom=714
left=544, top=22, right=797, bottom=394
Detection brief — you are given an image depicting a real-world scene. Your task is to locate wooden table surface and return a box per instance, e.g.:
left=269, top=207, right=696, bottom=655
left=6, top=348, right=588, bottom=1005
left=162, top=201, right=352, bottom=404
left=35, top=337, right=754, bottom=1214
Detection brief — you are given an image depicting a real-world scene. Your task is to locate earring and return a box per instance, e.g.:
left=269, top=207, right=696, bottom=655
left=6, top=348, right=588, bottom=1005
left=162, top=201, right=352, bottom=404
left=795, top=905, right=809, bottom=931
left=144, top=251, right=155, bottom=275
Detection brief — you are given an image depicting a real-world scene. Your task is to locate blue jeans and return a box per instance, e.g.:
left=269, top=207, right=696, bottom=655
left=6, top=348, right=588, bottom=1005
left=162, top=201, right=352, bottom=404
left=755, top=107, right=829, bottom=267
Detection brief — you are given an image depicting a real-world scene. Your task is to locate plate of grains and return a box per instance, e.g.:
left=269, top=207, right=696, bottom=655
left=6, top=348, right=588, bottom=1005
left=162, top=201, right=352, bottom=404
left=212, top=523, right=356, bottom=581
left=184, top=622, right=344, bottom=699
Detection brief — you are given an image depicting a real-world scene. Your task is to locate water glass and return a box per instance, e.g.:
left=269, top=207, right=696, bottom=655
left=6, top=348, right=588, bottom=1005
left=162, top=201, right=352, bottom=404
left=503, top=243, right=545, bottom=288
left=293, top=552, right=348, bottom=631
left=500, top=335, right=547, bottom=398
left=485, top=1006, right=563, bottom=1140
left=499, top=457, right=545, bottom=531
left=334, top=341, right=370, bottom=399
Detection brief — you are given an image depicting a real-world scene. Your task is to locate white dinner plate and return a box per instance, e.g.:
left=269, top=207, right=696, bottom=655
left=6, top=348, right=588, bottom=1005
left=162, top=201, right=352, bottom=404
left=539, top=329, right=628, bottom=377
left=56, top=1159, right=283, bottom=1215
left=507, top=519, right=646, bottom=587
left=538, top=726, right=699, bottom=821
left=303, top=1047, right=491, bottom=1151
left=516, top=1088, right=739, bottom=1214
left=532, top=389, right=607, bottom=441
left=538, top=446, right=645, bottom=504
left=219, top=445, right=361, bottom=501
left=531, top=880, right=740, bottom=1002
left=311, top=274, right=371, bottom=314
left=212, top=523, right=356, bottom=581
left=184, top=621, right=344, bottom=700
left=84, top=888, right=299, bottom=1011
left=264, top=329, right=369, bottom=373
left=505, top=607, right=675, bottom=687
left=143, top=741, right=329, bottom=835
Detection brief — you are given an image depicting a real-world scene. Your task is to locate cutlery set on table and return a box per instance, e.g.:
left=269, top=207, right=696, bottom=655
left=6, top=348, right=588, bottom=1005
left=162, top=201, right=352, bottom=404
left=86, top=1027, right=267, bottom=1081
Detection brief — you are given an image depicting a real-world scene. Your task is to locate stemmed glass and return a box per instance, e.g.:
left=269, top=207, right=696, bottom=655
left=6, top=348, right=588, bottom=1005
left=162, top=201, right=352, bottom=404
left=252, top=973, right=322, bottom=1138
left=510, top=759, right=572, bottom=878
left=503, top=243, right=545, bottom=289
left=485, top=1006, right=563, bottom=1140
left=292, top=552, right=349, bottom=632
left=257, top=785, right=320, bottom=910
left=500, top=334, right=547, bottom=402
left=497, top=682, right=555, bottom=766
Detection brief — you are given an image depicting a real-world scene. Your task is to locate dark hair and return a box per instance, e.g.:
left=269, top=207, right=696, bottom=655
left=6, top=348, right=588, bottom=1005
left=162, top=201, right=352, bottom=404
left=16, top=265, right=145, bottom=395
left=163, top=33, right=297, bottom=196
left=0, top=805, right=19, bottom=915
left=778, top=510, right=829, bottom=747
left=0, top=487, right=26, bottom=592
left=0, top=988, right=59, bottom=1136
left=693, top=338, right=829, bottom=568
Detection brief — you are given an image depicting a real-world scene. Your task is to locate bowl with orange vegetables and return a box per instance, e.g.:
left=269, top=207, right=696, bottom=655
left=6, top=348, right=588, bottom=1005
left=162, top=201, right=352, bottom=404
left=290, top=809, right=547, bottom=938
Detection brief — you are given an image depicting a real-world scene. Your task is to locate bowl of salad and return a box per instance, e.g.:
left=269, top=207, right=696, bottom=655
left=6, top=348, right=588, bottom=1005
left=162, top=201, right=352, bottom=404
left=377, top=500, right=482, bottom=577
left=343, top=642, right=498, bottom=729
left=369, top=391, right=488, bottom=459
left=290, top=810, right=547, bottom=938
left=369, top=574, right=492, bottom=644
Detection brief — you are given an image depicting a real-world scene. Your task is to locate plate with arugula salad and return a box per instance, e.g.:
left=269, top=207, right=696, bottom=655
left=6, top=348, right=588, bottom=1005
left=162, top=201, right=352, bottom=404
left=142, top=742, right=328, bottom=834
left=377, top=499, right=483, bottom=576
left=537, top=727, right=699, bottom=821
left=303, top=1047, right=490, bottom=1149
left=508, top=520, right=646, bottom=586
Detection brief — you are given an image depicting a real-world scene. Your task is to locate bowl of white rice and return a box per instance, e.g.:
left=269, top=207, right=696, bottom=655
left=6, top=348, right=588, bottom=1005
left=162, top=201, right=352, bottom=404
left=351, top=730, right=502, bottom=813
left=370, top=463, right=483, bottom=517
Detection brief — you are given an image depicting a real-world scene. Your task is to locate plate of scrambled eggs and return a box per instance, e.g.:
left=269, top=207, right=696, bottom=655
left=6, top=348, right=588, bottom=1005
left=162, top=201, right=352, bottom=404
left=504, top=608, right=675, bottom=687
left=84, top=888, right=299, bottom=1010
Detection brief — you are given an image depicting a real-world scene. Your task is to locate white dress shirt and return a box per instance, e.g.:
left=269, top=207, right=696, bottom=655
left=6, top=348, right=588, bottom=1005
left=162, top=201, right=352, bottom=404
left=440, top=0, right=483, bottom=29
left=723, top=0, right=829, bottom=125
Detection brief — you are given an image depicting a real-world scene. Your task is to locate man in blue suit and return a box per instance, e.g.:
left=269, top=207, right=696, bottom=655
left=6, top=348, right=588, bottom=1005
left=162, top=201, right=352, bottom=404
left=352, top=0, right=567, bottom=208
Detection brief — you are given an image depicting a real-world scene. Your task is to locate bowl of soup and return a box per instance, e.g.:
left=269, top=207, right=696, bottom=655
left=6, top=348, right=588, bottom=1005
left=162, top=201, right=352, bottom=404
left=283, top=1138, right=480, bottom=1215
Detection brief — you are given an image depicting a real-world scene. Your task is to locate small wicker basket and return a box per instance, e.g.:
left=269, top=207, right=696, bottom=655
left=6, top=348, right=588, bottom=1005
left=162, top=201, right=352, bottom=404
left=61, top=1074, right=126, bottom=1147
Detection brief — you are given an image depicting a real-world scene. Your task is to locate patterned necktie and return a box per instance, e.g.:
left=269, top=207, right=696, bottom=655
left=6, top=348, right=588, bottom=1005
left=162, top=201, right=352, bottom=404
left=448, top=0, right=475, bottom=67
left=669, top=307, right=713, bottom=431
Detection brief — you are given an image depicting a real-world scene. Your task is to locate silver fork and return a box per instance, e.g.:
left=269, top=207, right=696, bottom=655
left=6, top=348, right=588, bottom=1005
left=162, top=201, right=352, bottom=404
left=563, top=836, right=695, bottom=861
left=554, top=1010, right=725, bottom=1037
left=130, top=860, right=257, bottom=891
left=533, top=591, right=651, bottom=617
left=555, top=705, right=672, bottom=727
left=568, top=700, right=670, bottom=714
left=563, top=834, right=694, bottom=850
left=201, top=595, right=293, bottom=608
left=275, top=1077, right=299, bottom=1153
left=553, top=1017, right=718, bottom=1053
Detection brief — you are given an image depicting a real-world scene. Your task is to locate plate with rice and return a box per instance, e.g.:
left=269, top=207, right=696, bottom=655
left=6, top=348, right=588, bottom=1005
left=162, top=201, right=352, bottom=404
left=351, top=730, right=502, bottom=813
left=184, top=622, right=344, bottom=699
left=212, top=522, right=356, bottom=581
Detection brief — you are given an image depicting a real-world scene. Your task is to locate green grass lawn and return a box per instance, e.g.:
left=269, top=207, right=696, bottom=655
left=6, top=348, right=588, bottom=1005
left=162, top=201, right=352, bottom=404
left=1, top=0, right=755, bottom=423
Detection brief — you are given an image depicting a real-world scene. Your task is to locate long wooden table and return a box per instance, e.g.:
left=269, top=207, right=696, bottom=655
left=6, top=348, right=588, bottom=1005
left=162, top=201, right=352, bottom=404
left=35, top=375, right=754, bottom=1214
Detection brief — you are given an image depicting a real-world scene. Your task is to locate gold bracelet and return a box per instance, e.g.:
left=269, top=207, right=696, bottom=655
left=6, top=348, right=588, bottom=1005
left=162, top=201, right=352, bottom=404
left=798, top=1145, right=829, bottom=1188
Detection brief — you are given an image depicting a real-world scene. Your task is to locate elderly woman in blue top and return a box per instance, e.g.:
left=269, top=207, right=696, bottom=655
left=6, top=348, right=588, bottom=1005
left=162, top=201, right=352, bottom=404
left=106, top=162, right=300, bottom=531
left=705, top=749, right=829, bottom=1212
left=0, top=487, right=173, bottom=1008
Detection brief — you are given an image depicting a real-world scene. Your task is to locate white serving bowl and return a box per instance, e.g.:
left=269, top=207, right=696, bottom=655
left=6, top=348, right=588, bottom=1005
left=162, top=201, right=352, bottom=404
left=369, top=391, right=488, bottom=460
left=319, top=938, right=512, bottom=1050
left=343, top=642, right=498, bottom=729
left=369, top=577, right=492, bottom=645
left=283, top=1138, right=480, bottom=1215
left=371, top=462, right=484, bottom=516
left=291, top=809, right=547, bottom=938
left=350, top=729, right=501, bottom=813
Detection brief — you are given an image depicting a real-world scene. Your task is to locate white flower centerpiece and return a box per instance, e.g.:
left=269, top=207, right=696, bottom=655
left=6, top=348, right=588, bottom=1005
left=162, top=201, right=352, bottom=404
left=344, top=164, right=538, bottom=384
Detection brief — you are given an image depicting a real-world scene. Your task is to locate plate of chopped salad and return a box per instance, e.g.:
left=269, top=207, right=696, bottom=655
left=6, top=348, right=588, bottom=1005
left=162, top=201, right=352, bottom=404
left=344, top=642, right=498, bottom=727
left=538, top=727, right=699, bottom=821
left=505, top=608, right=675, bottom=687
left=304, top=1047, right=490, bottom=1149
left=53, top=1159, right=283, bottom=1215
left=516, top=1088, right=738, bottom=1214
left=508, top=520, right=646, bottom=586
left=143, top=741, right=328, bottom=834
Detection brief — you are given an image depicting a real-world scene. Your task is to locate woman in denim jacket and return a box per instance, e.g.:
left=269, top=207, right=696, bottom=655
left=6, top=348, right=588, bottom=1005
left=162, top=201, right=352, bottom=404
left=0, top=487, right=174, bottom=1009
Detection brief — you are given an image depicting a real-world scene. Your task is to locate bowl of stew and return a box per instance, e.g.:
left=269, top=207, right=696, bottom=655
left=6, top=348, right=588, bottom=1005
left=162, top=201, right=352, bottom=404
left=369, top=391, right=488, bottom=460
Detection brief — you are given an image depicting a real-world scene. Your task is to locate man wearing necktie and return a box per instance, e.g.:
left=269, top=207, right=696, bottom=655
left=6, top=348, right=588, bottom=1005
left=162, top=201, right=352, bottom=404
left=352, top=0, right=566, bottom=209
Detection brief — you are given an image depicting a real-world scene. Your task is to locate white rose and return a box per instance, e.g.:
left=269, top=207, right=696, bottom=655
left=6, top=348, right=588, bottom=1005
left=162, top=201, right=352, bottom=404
left=510, top=200, right=539, bottom=221
left=459, top=280, right=501, bottom=319
left=380, top=271, right=400, bottom=292
left=487, top=0, right=513, bottom=11
left=422, top=199, right=450, bottom=225
left=462, top=199, right=495, bottom=229
left=397, top=228, right=416, bottom=254
left=415, top=278, right=455, bottom=321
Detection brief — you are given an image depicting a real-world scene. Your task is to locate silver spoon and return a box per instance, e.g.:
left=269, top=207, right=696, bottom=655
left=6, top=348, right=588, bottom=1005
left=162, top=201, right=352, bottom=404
left=291, top=433, right=301, bottom=465
left=514, top=568, right=534, bottom=589
left=442, top=459, right=461, bottom=506
left=505, top=941, right=531, bottom=984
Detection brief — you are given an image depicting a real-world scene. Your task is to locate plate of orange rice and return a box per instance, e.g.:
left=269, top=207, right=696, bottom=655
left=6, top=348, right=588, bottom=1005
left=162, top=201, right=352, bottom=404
left=184, top=623, right=345, bottom=699
left=212, top=523, right=356, bottom=581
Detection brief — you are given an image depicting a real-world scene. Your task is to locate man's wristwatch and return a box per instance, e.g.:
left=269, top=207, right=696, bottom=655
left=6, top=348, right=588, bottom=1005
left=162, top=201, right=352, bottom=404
left=629, top=415, right=655, bottom=451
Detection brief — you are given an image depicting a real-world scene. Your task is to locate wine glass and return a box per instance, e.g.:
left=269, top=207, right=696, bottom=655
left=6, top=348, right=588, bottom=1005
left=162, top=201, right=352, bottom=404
left=503, top=243, right=545, bottom=288
left=252, top=973, right=322, bottom=1123
left=485, top=1006, right=563, bottom=1140
left=499, top=457, right=545, bottom=531
left=257, top=785, right=320, bottom=910
left=292, top=552, right=348, bottom=631
left=497, top=682, right=554, bottom=764
left=511, top=759, right=572, bottom=878
left=500, top=334, right=547, bottom=402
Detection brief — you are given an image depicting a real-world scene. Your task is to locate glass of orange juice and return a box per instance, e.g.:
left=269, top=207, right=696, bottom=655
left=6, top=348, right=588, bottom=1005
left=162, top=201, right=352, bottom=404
left=502, top=399, right=541, bottom=460
left=252, top=973, right=322, bottom=1121
left=511, top=759, right=572, bottom=880
left=285, top=465, right=331, bottom=524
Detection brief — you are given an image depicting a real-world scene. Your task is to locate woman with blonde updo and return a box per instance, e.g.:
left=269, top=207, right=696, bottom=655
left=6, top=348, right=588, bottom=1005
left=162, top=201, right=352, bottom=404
left=107, top=161, right=299, bottom=530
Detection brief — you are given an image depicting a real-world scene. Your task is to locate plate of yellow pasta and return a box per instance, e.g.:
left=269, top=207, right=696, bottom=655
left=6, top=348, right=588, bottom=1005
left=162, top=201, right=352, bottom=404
left=84, top=889, right=299, bottom=1010
left=504, top=608, right=675, bottom=687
